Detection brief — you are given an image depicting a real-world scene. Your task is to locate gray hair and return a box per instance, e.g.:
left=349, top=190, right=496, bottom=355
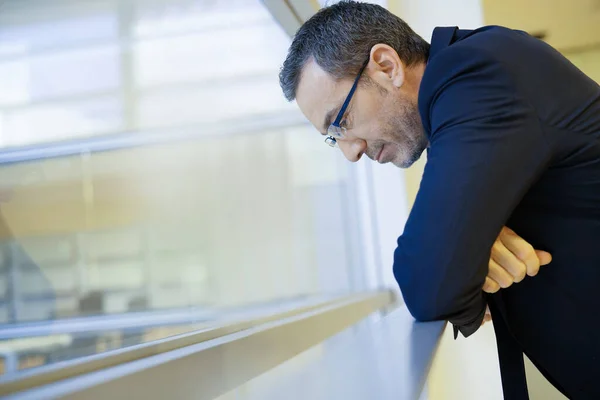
left=279, top=1, right=430, bottom=101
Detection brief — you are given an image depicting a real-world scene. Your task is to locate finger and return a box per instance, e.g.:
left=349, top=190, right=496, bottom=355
left=491, top=239, right=528, bottom=282
left=488, top=259, right=515, bottom=288
left=535, top=250, right=552, bottom=266
left=481, top=306, right=492, bottom=325
left=499, top=227, right=542, bottom=277
left=483, top=276, right=500, bottom=293
left=499, top=226, right=540, bottom=277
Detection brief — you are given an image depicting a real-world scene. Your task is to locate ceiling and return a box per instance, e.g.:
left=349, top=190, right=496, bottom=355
left=482, top=0, right=600, bottom=51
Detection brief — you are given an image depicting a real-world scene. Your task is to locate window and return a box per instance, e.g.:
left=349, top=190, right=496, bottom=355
left=0, top=0, right=295, bottom=147
left=0, top=0, right=379, bottom=380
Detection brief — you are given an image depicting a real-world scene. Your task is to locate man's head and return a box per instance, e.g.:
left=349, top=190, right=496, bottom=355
left=279, top=1, right=430, bottom=168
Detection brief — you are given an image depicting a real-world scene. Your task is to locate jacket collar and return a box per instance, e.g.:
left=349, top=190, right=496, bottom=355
left=428, top=26, right=459, bottom=62
left=418, top=26, right=460, bottom=135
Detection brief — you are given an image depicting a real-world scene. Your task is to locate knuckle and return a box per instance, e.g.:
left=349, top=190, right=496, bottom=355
left=483, top=278, right=500, bottom=293
left=527, top=256, right=540, bottom=269
left=499, top=277, right=513, bottom=288
left=490, top=244, right=502, bottom=259
left=511, top=272, right=525, bottom=283
left=517, top=244, right=535, bottom=259
left=483, top=285, right=494, bottom=293
left=501, top=226, right=513, bottom=235
left=505, top=260, right=526, bottom=281
left=528, top=264, right=541, bottom=276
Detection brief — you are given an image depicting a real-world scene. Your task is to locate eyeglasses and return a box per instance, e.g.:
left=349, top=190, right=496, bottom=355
left=325, top=58, right=370, bottom=148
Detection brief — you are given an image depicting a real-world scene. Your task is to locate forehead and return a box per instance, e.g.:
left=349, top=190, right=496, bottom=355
left=295, top=60, right=347, bottom=132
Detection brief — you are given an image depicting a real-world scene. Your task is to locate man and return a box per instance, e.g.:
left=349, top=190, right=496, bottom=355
left=279, top=1, right=600, bottom=399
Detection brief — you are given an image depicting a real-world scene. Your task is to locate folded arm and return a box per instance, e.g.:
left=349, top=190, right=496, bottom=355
left=394, top=46, right=552, bottom=337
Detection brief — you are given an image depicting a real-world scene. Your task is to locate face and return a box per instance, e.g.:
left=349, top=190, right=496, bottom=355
left=295, top=45, right=428, bottom=169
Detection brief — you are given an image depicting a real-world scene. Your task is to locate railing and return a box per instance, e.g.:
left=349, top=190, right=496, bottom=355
left=0, top=290, right=440, bottom=399
left=0, top=296, right=326, bottom=376
left=0, top=112, right=307, bottom=166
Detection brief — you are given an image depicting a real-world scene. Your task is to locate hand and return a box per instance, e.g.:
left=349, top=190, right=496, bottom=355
left=483, top=226, right=552, bottom=293
left=482, top=306, right=492, bottom=326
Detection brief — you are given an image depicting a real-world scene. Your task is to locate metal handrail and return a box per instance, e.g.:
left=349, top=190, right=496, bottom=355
left=0, top=111, right=306, bottom=167
left=0, top=290, right=395, bottom=398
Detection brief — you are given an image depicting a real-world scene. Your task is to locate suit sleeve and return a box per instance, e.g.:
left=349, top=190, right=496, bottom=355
left=393, top=46, right=553, bottom=337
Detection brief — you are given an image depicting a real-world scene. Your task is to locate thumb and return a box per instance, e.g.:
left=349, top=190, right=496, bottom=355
left=535, top=250, right=552, bottom=266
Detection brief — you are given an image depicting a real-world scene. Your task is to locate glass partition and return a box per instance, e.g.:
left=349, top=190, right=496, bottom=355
left=0, top=0, right=370, bottom=378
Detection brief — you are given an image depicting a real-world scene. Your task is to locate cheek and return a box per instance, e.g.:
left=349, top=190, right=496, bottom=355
left=355, top=93, right=397, bottom=140
left=356, top=120, right=382, bottom=141
left=355, top=109, right=386, bottom=139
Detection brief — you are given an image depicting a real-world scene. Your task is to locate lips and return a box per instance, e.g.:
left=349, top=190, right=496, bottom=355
left=376, top=145, right=385, bottom=163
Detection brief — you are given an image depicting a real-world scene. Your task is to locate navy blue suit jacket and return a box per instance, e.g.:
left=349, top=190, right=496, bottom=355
left=394, top=26, right=600, bottom=399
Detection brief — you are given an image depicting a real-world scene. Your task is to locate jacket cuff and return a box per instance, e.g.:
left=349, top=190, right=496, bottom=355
left=452, top=306, right=487, bottom=339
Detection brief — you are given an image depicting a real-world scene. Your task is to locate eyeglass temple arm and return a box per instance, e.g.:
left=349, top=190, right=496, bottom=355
left=332, top=59, right=370, bottom=127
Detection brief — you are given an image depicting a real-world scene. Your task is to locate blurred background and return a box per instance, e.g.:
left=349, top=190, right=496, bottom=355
left=0, top=0, right=392, bottom=376
left=0, top=0, right=598, bottom=398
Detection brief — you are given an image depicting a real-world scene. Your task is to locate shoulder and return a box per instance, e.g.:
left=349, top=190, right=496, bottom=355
left=418, top=27, right=532, bottom=132
left=422, top=26, right=528, bottom=94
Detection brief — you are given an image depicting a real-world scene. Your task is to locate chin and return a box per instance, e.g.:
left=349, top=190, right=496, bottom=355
left=393, top=159, right=415, bottom=169
left=392, top=151, right=423, bottom=169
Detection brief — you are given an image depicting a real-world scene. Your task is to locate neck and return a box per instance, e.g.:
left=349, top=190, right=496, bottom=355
left=404, top=62, right=427, bottom=104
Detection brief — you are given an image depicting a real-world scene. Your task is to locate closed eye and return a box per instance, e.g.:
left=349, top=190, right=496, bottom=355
left=340, top=105, right=353, bottom=129
left=340, top=113, right=352, bottom=130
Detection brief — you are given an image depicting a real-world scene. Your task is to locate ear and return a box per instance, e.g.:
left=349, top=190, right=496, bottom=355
left=368, top=44, right=405, bottom=89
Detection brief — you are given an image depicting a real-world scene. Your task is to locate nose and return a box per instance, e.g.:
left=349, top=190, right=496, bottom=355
left=338, top=139, right=367, bottom=162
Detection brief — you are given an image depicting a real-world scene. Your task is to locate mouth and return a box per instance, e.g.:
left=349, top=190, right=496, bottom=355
left=376, top=145, right=385, bottom=163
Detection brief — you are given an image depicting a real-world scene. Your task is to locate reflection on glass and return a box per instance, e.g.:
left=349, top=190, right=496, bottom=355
left=133, top=25, right=289, bottom=87
left=0, top=95, right=124, bottom=147
left=0, top=0, right=294, bottom=148
left=0, top=125, right=359, bottom=377
left=0, top=10, right=118, bottom=57
left=137, top=78, right=294, bottom=129
left=132, top=0, right=270, bottom=37
left=0, top=0, right=364, bottom=381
